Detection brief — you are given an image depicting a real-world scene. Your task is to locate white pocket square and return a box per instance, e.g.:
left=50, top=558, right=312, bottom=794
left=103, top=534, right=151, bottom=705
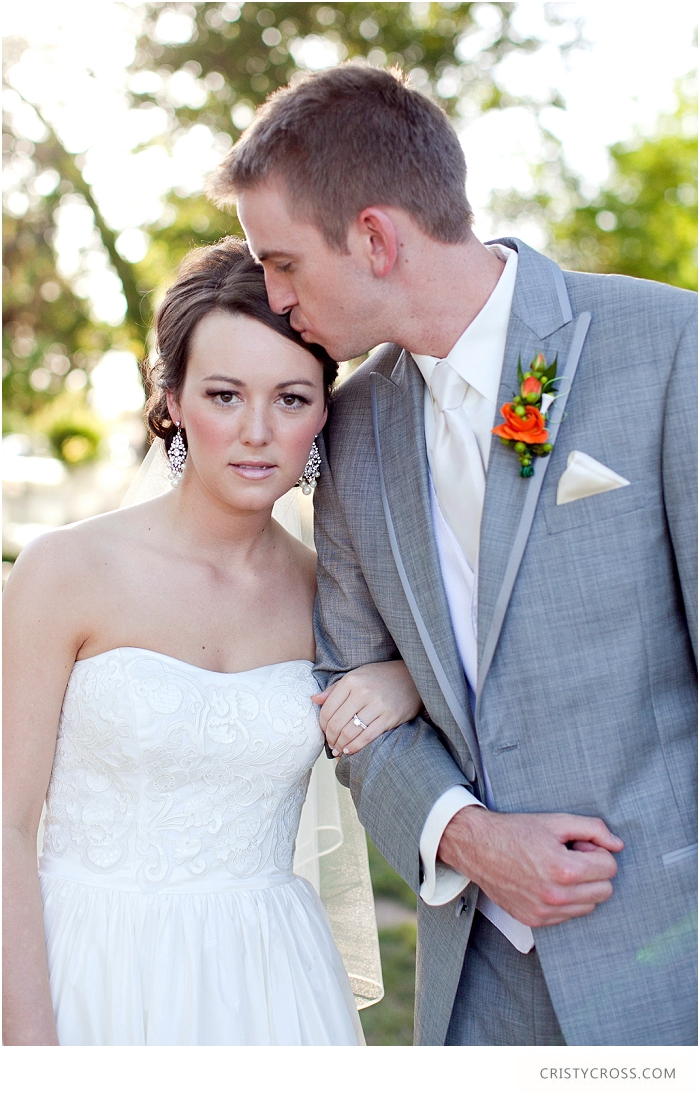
left=556, top=451, right=630, bottom=505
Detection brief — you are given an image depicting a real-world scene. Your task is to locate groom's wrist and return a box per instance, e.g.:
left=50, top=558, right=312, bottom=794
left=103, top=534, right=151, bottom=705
left=437, top=804, right=489, bottom=876
left=418, top=785, right=479, bottom=904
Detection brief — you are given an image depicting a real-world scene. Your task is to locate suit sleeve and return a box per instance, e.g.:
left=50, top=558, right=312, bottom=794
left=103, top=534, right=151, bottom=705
left=313, top=435, right=470, bottom=894
left=662, top=308, right=698, bottom=664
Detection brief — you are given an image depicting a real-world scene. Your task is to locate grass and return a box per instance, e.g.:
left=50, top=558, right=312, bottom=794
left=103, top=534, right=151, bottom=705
left=361, top=923, right=417, bottom=1045
left=361, top=838, right=417, bottom=1046
left=366, top=836, right=417, bottom=909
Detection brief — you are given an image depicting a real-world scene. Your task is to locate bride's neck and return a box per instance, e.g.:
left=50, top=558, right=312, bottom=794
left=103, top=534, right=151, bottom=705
left=162, top=474, right=275, bottom=558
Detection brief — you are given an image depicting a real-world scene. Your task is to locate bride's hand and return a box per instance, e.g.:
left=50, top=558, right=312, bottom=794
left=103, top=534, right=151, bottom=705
left=311, top=661, right=422, bottom=756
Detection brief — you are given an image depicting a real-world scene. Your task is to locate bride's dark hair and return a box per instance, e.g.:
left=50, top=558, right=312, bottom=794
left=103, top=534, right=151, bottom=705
left=144, top=236, right=338, bottom=449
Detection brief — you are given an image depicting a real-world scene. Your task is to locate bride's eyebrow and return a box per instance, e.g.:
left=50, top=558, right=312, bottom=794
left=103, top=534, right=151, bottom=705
left=202, top=375, right=316, bottom=388
left=203, top=375, right=245, bottom=385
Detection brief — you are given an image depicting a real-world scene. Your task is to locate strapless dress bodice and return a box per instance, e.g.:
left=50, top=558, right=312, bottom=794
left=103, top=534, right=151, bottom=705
left=40, top=649, right=324, bottom=895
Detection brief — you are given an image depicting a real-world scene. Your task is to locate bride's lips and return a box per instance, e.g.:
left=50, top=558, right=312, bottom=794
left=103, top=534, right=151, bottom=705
left=230, top=461, right=277, bottom=480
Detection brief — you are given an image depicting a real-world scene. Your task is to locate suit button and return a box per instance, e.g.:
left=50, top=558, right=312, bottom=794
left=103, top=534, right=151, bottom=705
left=465, top=761, right=476, bottom=782
left=455, top=896, right=467, bottom=917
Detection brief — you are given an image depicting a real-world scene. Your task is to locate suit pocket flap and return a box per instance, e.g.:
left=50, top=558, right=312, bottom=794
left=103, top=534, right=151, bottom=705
left=544, top=479, right=649, bottom=534
left=662, top=843, right=698, bottom=867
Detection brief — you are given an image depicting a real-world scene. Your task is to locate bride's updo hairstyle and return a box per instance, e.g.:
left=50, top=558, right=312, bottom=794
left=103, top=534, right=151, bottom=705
left=145, top=236, right=338, bottom=449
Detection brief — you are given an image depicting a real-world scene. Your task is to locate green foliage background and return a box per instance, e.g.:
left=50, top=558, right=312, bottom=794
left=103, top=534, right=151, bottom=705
left=4, top=1, right=576, bottom=439
left=3, top=5, right=695, bottom=450
left=493, top=78, right=698, bottom=291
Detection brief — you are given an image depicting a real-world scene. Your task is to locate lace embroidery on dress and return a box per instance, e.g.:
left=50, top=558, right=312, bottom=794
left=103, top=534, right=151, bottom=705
left=44, top=654, right=137, bottom=872
left=42, top=651, right=323, bottom=891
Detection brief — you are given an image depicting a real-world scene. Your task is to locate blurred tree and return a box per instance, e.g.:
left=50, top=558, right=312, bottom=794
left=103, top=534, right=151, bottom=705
left=4, top=2, right=580, bottom=433
left=2, top=88, right=144, bottom=433
left=491, top=77, right=698, bottom=290
left=128, top=2, right=575, bottom=274
left=130, top=2, right=551, bottom=129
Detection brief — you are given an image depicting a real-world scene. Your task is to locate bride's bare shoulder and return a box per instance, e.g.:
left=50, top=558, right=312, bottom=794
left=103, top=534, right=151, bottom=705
left=4, top=499, right=163, bottom=593
left=272, top=521, right=317, bottom=579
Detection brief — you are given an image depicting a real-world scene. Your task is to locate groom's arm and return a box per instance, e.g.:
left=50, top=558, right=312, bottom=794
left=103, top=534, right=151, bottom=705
left=333, top=719, right=471, bottom=895
left=313, top=449, right=471, bottom=893
left=661, top=308, right=698, bottom=663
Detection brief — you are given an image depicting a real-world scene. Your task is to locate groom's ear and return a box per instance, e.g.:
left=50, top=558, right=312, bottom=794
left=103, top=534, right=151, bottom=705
left=353, top=207, right=398, bottom=278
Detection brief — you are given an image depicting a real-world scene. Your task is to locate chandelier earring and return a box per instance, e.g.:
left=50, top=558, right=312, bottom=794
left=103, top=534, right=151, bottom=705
left=167, top=422, right=187, bottom=486
left=297, top=438, right=321, bottom=495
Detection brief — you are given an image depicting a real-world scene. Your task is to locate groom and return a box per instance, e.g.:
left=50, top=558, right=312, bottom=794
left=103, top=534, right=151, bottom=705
left=209, top=64, right=698, bottom=1045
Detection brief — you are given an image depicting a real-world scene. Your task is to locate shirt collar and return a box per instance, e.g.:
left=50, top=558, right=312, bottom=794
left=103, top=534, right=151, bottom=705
left=411, top=245, right=518, bottom=405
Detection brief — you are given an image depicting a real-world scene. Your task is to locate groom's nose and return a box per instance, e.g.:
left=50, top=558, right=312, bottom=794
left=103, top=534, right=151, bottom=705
left=264, top=270, right=298, bottom=316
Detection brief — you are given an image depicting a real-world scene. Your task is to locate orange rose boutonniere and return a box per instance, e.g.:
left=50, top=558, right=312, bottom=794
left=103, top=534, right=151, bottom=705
left=492, top=352, right=558, bottom=477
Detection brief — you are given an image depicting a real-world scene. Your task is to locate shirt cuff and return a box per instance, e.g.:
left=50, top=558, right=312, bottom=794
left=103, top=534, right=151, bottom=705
left=419, top=785, right=485, bottom=906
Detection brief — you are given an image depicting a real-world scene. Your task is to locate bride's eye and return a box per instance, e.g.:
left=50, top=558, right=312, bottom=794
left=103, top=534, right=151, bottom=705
left=207, top=389, right=241, bottom=405
left=277, top=393, right=309, bottom=409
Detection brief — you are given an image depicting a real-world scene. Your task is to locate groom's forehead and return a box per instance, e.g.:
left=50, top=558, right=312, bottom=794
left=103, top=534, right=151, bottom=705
left=239, top=186, right=325, bottom=259
left=238, top=179, right=296, bottom=230
left=239, top=178, right=282, bottom=209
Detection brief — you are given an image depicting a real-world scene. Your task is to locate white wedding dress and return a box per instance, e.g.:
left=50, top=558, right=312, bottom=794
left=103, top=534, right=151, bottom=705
left=39, top=646, right=364, bottom=1045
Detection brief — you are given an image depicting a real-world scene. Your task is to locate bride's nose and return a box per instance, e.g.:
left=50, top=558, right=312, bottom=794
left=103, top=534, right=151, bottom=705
left=237, top=399, right=274, bottom=447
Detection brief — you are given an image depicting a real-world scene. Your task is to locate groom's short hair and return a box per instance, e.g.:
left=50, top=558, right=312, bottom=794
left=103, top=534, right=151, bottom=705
left=207, top=63, right=473, bottom=251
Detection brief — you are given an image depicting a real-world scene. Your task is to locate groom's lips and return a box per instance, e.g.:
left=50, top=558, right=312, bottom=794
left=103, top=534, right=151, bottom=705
left=230, top=462, right=277, bottom=480
left=290, top=315, right=312, bottom=341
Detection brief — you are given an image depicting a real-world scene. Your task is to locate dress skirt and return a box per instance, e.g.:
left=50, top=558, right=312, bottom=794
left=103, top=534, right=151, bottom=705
left=41, top=872, right=364, bottom=1046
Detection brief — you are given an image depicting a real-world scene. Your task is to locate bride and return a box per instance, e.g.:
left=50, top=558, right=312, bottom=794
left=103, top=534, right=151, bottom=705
left=3, top=237, right=422, bottom=1046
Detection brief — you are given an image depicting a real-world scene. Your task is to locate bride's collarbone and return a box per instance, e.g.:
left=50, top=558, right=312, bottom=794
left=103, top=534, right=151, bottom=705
left=75, top=560, right=317, bottom=672
left=75, top=606, right=317, bottom=672
left=59, top=511, right=317, bottom=671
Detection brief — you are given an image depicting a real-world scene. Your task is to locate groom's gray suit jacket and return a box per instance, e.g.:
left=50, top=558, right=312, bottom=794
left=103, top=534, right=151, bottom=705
left=313, top=239, right=697, bottom=1046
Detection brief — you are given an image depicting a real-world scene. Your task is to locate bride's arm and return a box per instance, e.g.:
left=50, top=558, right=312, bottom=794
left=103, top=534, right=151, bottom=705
left=312, top=660, right=422, bottom=756
left=3, top=534, right=85, bottom=1045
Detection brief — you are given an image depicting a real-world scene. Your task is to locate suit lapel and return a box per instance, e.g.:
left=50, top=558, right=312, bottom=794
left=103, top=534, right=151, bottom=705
left=370, top=351, right=482, bottom=780
left=477, top=240, right=592, bottom=702
left=368, top=240, right=592, bottom=768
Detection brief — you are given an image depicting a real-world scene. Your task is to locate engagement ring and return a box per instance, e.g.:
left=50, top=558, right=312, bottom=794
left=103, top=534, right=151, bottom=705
left=352, top=713, right=368, bottom=731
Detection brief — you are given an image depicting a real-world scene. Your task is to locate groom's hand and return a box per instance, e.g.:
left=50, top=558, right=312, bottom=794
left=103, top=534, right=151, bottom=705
left=438, top=807, right=624, bottom=927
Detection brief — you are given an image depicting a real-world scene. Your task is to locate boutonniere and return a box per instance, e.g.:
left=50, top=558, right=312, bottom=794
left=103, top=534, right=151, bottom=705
left=492, top=352, right=558, bottom=477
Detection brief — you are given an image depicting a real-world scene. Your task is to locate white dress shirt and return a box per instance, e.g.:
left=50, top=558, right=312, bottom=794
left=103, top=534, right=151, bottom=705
left=410, top=245, right=535, bottom=954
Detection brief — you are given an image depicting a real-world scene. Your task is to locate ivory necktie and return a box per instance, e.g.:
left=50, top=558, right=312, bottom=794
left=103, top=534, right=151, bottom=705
left=427, top=358, right=486, bottom=570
